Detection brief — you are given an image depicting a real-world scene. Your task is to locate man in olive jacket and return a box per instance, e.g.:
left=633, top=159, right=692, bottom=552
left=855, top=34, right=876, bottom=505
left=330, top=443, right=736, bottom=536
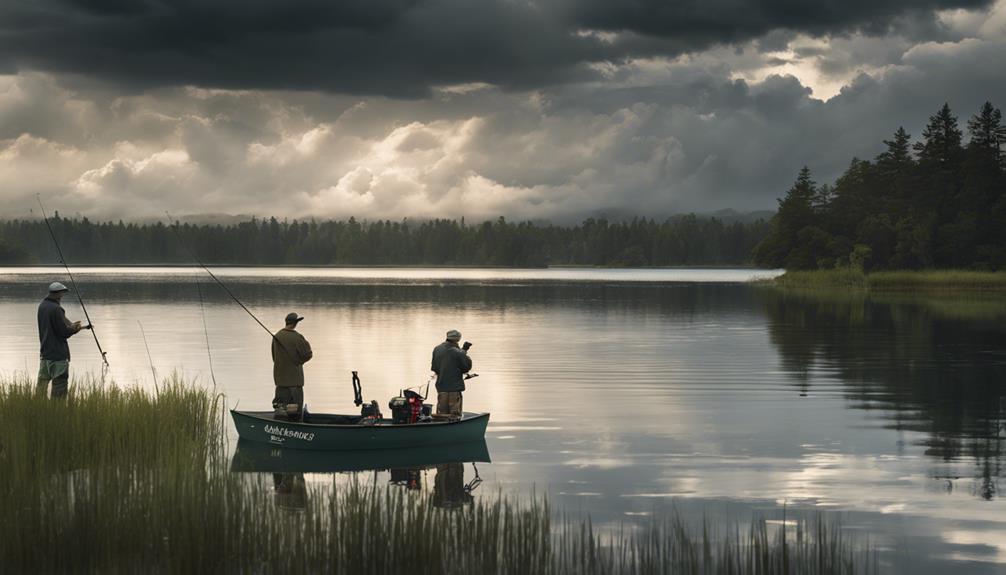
left=272, top=312, right=313, bottom=420
left=431, top=329, right=472, bottom=417
left=37, top=282, right=85, bottom=399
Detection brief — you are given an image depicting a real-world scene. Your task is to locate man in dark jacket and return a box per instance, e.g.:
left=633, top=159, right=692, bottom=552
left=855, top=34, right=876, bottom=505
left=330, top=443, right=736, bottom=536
left=37, top=282, right=85, bottom=399
left=272, top=312, right=313, bottom=420
left=431, top=329, right=472, bottom=417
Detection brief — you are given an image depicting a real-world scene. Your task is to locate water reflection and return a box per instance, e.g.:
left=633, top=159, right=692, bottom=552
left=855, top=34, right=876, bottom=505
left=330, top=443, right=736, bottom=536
left=761, top=289, right=1006, bottom=500
left=234, top=440, right=490, bottom=511
left=231, top=439, right=491, bottom=474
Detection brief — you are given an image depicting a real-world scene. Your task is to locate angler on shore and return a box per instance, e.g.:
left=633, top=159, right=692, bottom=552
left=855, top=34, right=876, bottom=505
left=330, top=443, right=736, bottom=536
left=37, top=282, right=91, bottom=399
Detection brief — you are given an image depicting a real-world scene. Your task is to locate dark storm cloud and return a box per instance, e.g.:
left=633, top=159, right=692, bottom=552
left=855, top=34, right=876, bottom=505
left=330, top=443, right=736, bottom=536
left=566, top=0, right=988, bottom=38
left=0, top=0, right=993, bottom=95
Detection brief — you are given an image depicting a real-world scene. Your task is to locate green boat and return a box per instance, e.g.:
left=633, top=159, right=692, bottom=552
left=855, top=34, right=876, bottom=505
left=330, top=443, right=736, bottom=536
left=231, top=438, right=491, bottom=473
left=230, top=410, right=491, bottom=451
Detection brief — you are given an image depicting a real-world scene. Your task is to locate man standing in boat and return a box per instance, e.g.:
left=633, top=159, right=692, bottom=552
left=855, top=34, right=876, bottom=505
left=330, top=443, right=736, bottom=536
left=431, top=329, right=472, bottom=417
left=272, top=312, right=313, bottom=420
left=36, top=282, right=86, bottom=399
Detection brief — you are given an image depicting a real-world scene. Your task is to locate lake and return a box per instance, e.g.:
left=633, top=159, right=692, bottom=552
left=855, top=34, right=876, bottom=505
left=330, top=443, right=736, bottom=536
left=1, top=267, right=1003, bottom=573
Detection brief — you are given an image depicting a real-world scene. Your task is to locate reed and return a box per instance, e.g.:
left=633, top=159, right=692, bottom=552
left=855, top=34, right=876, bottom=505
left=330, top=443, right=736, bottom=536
left=0, top=375, right=874, bottom=574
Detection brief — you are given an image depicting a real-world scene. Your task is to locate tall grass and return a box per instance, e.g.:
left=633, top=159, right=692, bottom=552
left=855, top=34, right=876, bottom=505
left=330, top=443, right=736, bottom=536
left=0, top=375, right=874, bottom=574
left=0, top=374, right=224, bottom=478
left=768, top=269, right=1006, bottom=292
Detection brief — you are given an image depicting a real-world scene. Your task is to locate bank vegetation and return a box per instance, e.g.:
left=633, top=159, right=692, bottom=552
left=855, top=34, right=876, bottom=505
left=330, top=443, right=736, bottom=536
left=0, top=375, right=874, bottom=574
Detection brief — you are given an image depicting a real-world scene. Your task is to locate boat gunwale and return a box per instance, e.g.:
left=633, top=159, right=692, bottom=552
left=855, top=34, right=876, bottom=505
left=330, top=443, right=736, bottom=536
left=230, top=409, right=489, bottom=429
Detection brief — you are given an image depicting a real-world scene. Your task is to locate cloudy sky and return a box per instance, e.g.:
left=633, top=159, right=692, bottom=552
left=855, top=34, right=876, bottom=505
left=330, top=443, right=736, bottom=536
left=1, top=0, right=1005, bottom=221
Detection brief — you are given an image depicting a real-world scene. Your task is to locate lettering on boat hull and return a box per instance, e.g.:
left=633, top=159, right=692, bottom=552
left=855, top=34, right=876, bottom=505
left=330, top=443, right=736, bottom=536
left=263, top=424, right=315, bottom=444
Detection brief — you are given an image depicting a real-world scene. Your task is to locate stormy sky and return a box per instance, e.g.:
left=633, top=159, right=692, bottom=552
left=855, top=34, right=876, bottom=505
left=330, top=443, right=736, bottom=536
left=1, top=0, right=1005, bottom=221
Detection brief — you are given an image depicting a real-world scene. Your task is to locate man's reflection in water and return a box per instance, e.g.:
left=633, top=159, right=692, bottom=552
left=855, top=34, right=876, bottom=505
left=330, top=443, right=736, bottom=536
left=433, top=463, right=477, bottom=508
left=272, top=473, right=308, bottom=510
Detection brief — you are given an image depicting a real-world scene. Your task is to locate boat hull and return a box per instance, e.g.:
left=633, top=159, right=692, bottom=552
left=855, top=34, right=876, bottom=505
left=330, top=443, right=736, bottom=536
left=230, top=410, right=490, bottom=451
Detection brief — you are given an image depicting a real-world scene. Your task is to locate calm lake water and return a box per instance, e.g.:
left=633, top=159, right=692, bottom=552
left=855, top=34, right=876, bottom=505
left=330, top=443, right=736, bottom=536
left=1, top=267, right=1004, bottom=573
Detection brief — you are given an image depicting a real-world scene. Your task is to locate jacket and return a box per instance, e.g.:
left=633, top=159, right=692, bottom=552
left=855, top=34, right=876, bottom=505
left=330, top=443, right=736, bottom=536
left=38, top=297, right=76, bottom=361
left=431, top=340, right=472, bottom=393
left=272, top=328, right=313, bottom=387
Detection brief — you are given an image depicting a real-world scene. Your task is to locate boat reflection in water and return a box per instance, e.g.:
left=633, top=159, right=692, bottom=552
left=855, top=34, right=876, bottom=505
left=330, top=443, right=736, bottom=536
left=232, top=439, right=490, bottom=509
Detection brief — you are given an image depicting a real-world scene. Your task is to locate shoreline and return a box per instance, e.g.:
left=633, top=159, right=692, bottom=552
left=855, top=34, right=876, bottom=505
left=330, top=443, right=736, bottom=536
left=763, top=269, right=1006, bottom=293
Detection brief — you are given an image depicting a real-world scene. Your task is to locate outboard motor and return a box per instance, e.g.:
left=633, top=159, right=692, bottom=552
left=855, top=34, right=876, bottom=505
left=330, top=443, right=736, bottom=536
left=390, top=388, right=433, bottom=424
left=389, top=395, right=410, bottom=424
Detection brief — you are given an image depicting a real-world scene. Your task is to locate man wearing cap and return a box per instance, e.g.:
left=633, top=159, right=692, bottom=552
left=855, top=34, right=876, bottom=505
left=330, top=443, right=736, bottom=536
left=431, top=329, right=473, bottom=417
left=272, top=312, right=313, bottom=420
left=37, top=282, right=86, bottom=398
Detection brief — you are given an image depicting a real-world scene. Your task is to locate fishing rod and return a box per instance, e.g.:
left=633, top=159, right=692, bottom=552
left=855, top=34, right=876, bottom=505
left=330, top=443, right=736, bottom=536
left=36, top=195, right=108, bottom=367
left=165, top=213, right=276, bottom=340
left=164, top=214, right=299, bottom=365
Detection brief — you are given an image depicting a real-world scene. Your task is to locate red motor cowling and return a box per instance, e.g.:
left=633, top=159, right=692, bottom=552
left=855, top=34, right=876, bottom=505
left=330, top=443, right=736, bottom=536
left=404, top=389, right=424, bottom=423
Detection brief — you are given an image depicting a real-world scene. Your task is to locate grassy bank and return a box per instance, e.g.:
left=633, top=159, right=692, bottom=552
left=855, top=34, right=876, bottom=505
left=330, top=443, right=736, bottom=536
left=0, top=376, right=874, bottom=574
left=767, top=269, right=1006, bottom=292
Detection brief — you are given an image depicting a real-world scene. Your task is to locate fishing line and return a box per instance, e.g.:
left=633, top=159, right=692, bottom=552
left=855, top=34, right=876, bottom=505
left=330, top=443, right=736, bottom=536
left=137, top=320, right=158, bottom=392
left=196, top=278, right=218, bottom=387
left=36, top=195, right=109, bottom=367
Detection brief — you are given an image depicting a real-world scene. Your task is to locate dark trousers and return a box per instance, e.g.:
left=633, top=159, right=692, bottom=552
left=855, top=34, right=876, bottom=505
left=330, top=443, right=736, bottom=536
left=273, top=386, right=304, bottom=419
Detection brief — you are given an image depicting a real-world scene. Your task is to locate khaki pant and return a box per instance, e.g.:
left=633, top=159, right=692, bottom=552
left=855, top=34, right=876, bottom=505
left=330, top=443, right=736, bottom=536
left=436, top=391, right=463, bottom=416
left=37, top=359, right=70, bottom=399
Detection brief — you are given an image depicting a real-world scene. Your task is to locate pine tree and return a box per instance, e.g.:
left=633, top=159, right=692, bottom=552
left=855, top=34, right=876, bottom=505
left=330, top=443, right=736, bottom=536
left=967, top=101, right=1006, bottom=167
left=965, top=101, right=1006, bottom=266
left=914, top=104, right=966, bottom=266
left=752, top=167, right=822, bottom=269
left=879, top=127, right=913, bottom=170
left=914, top=103, right=964, bottom=166
left=876, top=127, right=915, bottom=215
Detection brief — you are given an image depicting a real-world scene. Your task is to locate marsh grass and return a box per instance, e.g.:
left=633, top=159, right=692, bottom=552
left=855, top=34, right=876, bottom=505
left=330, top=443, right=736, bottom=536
left=0, top=375, right=874, bottom=574
left=768, top=269, right=1006, bottom=293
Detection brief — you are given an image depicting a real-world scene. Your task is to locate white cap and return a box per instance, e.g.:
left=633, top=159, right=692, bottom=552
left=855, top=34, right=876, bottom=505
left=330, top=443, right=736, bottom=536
left=48, top=282, right=69, bottom=293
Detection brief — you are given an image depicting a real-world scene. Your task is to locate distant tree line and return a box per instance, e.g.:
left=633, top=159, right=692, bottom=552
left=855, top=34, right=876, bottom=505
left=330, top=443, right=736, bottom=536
left=0, top=214, right=769, bottom=267
left=754, top=102, right=1006, bottom=271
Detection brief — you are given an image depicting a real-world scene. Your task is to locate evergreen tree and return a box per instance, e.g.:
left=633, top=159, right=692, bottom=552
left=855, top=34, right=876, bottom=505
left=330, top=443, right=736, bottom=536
left=753, top=167, right=819, bottom=269
left=967, top=101, right=1006, bottom=166
left=876, top=127, right=915, bottom=214
left=914, top=103, right=964, bottom=167
left=914, top=103, right=966, bottom=266
left=965, top=101, right=1006, bottom=266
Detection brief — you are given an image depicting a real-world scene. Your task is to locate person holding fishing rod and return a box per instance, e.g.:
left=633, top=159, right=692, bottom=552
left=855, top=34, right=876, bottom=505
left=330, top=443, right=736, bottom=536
left=272, top=312, right=313, bottom=421
left=36, top=282, right=91, bottom=399
left=431, top=330, right=474, bottom=418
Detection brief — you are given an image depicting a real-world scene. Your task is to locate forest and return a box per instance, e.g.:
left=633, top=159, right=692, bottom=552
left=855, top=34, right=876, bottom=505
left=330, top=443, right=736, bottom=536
left=0, top=214, right=768, bottom=267
left=754, top=102, right=1006, bottom=271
